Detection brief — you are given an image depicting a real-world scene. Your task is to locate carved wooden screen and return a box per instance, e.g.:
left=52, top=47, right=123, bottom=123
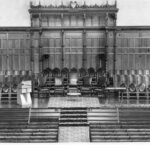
left=32, top=32, right=39, bottom=73
left=86, top=31, right=105, bottom=70
left=63, top=15, right=83, bottom=27
left=41, top=32, right=61, bottom=70
left=64, top=32, right=82, bottom=69
left=32, top=16, right=39, bottom=27
left=85, top=15, right=105, bottom=27
left=0, top=33, right=7, bottom=74
left=0, top=32, right=30, bottom=73
left=116, top=31, right=150, bottom=71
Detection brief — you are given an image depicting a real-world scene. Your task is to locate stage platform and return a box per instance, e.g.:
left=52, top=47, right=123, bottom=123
left=32, top=97, right=100, bottom=108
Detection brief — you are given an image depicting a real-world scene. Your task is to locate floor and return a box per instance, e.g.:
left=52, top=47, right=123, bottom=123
left=48, top=97, right=100, bottom=108
left=58, top=127, right=90, bottom=142
left=1, top=96, right=150, bottom=108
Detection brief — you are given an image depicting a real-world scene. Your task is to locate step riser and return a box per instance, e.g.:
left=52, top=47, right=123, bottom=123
left=60, top=108, right=88, bottom=127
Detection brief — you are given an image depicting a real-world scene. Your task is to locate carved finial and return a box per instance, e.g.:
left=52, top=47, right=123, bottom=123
left=30, top=1, right=33, bottom=7
left=61, top=1, right=63, bottom=6
left=38, top=1, right=41, bottom=7
left=83, top=1, right=86, bottom=5
left=106, top=0, right=108, bottom=6
left=115, top=0, right=117, bottom=7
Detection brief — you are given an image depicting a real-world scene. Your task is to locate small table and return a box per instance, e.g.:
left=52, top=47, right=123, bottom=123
left=67, top=92, right=81, bottom=101
left=67, top=93, right=81, bottom=96
left=105, top=87, right=126, bottom=102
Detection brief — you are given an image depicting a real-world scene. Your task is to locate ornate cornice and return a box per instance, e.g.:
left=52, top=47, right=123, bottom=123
left=29, top=1, right=117, bottom=9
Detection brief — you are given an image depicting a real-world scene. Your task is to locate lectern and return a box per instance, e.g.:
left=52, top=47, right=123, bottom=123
left=17, top=80, right=32, bottom=108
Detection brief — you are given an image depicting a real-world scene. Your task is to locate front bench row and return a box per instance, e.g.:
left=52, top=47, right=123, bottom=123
left=36, top=76, right=110, bottom=97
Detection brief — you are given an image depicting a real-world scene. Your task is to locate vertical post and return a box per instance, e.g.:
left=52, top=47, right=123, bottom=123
left=113, top=30, right=117, bottom=87
left=61, top=30, right=64, bottom=69
left=61, top=14, right=64, bottom=69
left=82, top=30, right=86, bottom=69
left=30, top=31, right=34, bottom=95
left=28, top=107, right=32, bottom=124
left=39, top=30, right=42, bottom=73
left=117, top=107, right=120, bottom=123
left=83, top=13, right=86, bottom=69
left=39, top=13, right=42, bottom=28
left=113, top=12, right=117, bottom=87
left=105, top=30, right=108, bottom=75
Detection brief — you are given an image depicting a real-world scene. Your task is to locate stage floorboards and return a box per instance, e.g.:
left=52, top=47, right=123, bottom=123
left=48, top=97, right=100, bottom=108
left=32, top=97, right=100, bottom=108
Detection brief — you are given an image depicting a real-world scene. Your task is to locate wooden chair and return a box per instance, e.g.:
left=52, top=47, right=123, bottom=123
left=54, top=77, right=65, bottom=96
left=80, top=76, right=92, bottom=96
left=68, top=70, right=80, bottom=94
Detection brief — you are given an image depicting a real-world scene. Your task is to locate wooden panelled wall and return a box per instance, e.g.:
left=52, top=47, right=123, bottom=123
left=32, top=30, right=106, bottom=73
left=32, top=14, right=114, bottom=27
left=0, top=32, right=31, bottom=82
left=116, top=31, right=150, bottom=71
left=1, top=29, right=150, bottom=81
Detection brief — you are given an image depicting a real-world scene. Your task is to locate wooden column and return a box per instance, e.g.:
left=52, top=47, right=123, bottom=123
left=30, top=31, right=34, bottom=93
left=39, top=30, right=42, bottom=73
left=105, top=30, right=108, bottom=74
left=30, top=31, right=34, bottom=72
left=82, top=13, right=86, bottom=69
left=113, top=30, right=117, bottom=87
left=39, top=13, right=42, bottom=27
left=113, top=13, right=117, bottom=87
left=105, top=12, right=109, bottom=27
left=30, top=14, right=33, bottom=27
left=61, top=14, right=64, bottom=69
left=61, top=30, right=64, bottom=69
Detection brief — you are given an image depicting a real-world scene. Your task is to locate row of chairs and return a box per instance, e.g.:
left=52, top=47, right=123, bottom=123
left=121, top=82, right=150, bottom=92
left=37, top=75, right=111, bottom=97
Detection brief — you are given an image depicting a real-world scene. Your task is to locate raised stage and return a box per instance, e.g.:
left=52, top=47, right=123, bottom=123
left=32, top=97, right=100, bottom=108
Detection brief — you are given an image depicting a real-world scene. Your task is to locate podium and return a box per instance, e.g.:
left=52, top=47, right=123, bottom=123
left=17, top=80, right=32, bottom=108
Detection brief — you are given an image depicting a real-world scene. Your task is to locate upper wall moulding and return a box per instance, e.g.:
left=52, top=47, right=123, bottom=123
left=29, top=1, right=118, bottom=9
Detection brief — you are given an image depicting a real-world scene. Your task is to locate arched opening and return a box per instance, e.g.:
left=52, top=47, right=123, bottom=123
left=79, top=68, right=87, bottom=77
left=61, top=68, right=69, bottom=78
left=96, top=68, right=104, bottom=77
left=52, top=68, right=61, bottom=77
left=88, top=67, right=95, bottom=77
left=61, top=68, right=69, bottom=86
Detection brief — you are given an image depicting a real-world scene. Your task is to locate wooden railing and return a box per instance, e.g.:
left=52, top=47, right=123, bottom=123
left=28, top=107, right=32, bottom=124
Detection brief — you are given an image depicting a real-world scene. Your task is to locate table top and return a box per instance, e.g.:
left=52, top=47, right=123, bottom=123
left=105, top=87, right=126, bottom=91
left=67, top=93, right=81, bottom=96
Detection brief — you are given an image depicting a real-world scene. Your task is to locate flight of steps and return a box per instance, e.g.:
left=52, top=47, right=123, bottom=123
left=0, top=108, right=59, bottom=143
left=59, top=108, right=88, bottom=126
left=89, top=107, right=150, bottom=142
left=90, top=124, right=150, bottom=142
left=29, top=108, right=60, bottom=142
left=0, top=108, right=29, bottom=142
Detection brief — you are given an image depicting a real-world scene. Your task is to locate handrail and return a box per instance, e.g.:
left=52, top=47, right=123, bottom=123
left=28, top=107, right=32, bottom=124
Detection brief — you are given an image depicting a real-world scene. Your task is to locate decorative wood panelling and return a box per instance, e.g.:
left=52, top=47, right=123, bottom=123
left=116, top=31, right=150, bottom=71
left=0, top=32, right=31, bottom=75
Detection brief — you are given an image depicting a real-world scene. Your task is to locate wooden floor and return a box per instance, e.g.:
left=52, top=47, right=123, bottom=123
left=32, top=97, right=100, bottom=108
left=1, top=96, right=150, bottom=108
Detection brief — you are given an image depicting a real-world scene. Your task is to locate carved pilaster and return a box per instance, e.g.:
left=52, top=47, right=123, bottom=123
left=39, top=30, right=42, bottom=73
left=82, top=13, right=86, bottom=69
left=113, top=30, right=117, bottom=87
left=30, top=31, right=34, bottom=75
left=39, top=13, right=42, bottom=27
left=61, top=30, right=64, bottom=69
left=61, top=13, right=64, bottom=27
left=105, top=30, right=108, bottom=74
left=82, top=30, right=86, bottom=69
left=105, top=12, right=109, bottom=27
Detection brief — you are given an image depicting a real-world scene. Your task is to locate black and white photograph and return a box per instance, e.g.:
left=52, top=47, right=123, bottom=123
left=0, top=0, right=150, bottom=144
